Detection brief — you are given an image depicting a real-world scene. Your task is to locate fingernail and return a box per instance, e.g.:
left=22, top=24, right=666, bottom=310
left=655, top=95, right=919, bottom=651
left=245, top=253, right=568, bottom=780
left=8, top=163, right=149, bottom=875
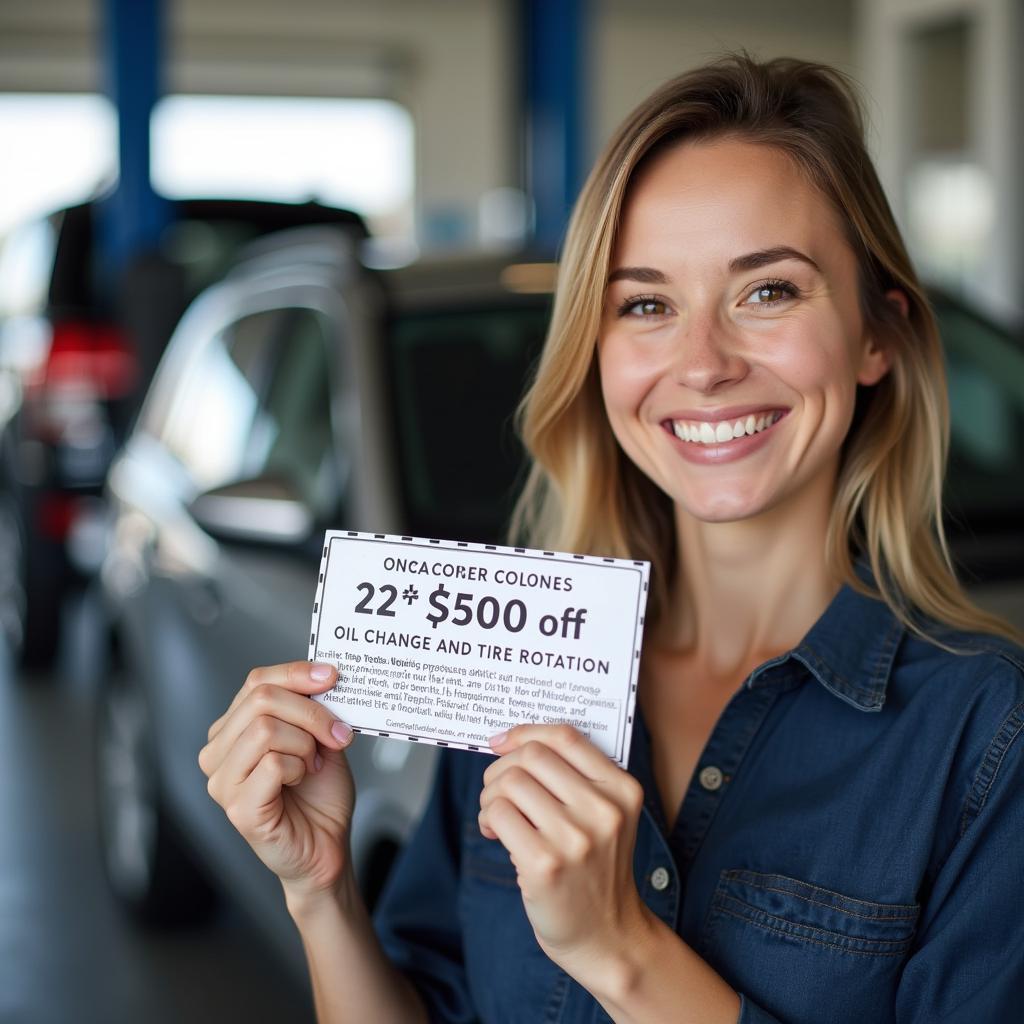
left=314, top=754, right=323, bottom=772
left=489, top=730, right=508, bottom=748
left=310, top=663, right=334, bottom=682
left=331, top=721, right=353, bottom=744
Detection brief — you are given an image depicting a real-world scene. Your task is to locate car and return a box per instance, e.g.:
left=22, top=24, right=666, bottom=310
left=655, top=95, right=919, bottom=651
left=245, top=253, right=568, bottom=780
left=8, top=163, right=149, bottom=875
left=0, top=198, right=368, bottom=669
left=94, top=227, right=553, bottom=985
left=92, top=223, right=1023, bottom=991
left=930, top=287, right=1024, bottom=627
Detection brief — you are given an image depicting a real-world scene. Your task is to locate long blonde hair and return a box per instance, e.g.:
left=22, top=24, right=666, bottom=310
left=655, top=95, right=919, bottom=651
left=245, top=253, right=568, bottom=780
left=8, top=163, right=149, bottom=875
left=511, top=51, right=1019, bottom=646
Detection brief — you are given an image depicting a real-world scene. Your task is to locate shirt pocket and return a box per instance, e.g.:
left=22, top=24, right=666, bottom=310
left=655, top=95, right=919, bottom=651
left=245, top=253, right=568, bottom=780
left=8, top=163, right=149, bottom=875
left=699, top=869, right=920, bottom=1024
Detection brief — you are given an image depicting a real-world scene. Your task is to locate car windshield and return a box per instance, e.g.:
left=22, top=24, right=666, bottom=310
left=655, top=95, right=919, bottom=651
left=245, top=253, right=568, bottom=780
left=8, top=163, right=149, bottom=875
left=937, top=295, right=1024, bottom=527
left=388, top=303, right=550, bottom=544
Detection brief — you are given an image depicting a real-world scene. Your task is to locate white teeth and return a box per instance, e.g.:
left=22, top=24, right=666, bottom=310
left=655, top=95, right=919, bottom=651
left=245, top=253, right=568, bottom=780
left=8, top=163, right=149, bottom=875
left=672, top=410, right=784, bottom=446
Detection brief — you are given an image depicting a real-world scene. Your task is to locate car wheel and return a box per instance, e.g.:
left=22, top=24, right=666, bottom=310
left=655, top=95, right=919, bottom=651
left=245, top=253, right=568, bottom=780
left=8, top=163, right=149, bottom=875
left=0, top=494, right=27, bottom=661
left=0, top=492, right=63, bottom=671
left=95, top=656, right=217, bottom=925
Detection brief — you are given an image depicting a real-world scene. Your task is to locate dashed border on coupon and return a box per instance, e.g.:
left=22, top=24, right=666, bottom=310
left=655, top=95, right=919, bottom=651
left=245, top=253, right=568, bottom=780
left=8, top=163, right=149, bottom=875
left=307, top=530, right=651, bottom=768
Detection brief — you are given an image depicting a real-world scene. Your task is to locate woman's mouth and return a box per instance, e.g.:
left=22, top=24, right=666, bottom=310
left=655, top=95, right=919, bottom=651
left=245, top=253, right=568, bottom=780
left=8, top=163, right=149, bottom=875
left=661, top=408, right=789, bottom=464
left=670, top=410, right=784, bottom=445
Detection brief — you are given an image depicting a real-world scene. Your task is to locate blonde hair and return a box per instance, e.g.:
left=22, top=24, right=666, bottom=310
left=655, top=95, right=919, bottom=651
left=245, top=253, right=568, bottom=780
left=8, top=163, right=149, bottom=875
left=511, top=51, right=1020, bottom=647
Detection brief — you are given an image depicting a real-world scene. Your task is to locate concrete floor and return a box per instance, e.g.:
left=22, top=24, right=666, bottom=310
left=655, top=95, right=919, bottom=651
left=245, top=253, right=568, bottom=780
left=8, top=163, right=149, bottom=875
left=0, top=592, right=314, bottom=1024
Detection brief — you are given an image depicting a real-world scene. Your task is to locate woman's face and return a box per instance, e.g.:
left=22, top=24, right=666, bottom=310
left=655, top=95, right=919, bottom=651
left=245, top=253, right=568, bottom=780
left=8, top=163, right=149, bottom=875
left=598, top=138, right=891, bottom=524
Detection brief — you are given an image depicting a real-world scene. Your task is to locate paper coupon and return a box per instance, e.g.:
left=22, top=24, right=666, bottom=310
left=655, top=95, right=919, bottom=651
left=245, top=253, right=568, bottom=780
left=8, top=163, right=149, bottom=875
left=307, top=531, right=650, bottom=768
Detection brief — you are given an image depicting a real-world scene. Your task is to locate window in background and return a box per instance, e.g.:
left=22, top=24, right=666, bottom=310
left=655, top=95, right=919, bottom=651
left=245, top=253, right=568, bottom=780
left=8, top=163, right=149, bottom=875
left=150, top=96, right=414, bottom=240
left=904, top=18, right=994, bottom=295
left=0, top=94, right=116, bottom=239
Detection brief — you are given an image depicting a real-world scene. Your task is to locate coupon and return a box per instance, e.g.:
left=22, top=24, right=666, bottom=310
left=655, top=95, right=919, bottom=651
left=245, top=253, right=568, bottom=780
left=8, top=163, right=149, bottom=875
left=307, top=531, right=650, bottom=768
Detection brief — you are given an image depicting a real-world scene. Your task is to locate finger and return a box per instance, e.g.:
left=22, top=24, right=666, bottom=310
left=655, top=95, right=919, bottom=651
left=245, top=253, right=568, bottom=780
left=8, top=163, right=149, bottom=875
left=208, top=661, right=337, bottom=742
left=483, top=739, right=594, bottom=807
left=218, top=714, right=322, bottom=787
left=225, top=751, right=306, bottom=837
left=200, top=681, right=349, bottom=778
left=489, top=724, right=616, bottom=783
left=480, top=766, right=591, bottom=856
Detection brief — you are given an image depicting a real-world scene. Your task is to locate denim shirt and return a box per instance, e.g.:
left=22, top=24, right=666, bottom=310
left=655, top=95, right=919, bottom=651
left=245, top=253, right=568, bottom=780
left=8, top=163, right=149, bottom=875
left=372, top=581, right=1024, bottom=1023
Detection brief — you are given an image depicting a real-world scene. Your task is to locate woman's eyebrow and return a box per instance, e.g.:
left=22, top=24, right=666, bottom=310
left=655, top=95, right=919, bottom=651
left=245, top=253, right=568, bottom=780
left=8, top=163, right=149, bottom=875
left=607, top=246, right=821, bottom=284
left=607, top=266, right=669, bottom=284
left=728, top=245, right=821, bottom=274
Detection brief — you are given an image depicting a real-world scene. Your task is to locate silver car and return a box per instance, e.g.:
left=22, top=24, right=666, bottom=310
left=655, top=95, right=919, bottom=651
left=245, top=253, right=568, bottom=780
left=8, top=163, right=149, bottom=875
left=93, top=228, right=553, bottom=985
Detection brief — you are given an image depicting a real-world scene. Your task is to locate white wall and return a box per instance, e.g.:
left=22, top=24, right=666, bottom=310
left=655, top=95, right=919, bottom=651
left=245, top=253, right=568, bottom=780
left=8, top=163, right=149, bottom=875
left=593, top=0, right=856, bottom=155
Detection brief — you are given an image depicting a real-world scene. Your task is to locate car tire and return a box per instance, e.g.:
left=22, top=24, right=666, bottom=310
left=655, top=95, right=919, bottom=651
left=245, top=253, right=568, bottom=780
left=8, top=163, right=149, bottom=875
left=0, top=494, right=27, bottom=662
left=95, top=652, right=218, bottom=926
left=0, top=492, right=63, bottom=671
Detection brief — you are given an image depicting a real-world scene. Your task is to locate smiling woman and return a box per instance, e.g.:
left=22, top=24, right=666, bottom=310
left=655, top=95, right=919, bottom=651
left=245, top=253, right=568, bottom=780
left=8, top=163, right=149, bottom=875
left=201, top=52, right=1024, bottom=1024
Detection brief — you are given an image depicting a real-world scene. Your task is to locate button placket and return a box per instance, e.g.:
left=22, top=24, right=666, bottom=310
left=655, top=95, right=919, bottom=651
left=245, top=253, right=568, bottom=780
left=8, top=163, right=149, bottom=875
left=635, top=805, right=680, bottom=927
left=671, top=686, right=779, bottom=868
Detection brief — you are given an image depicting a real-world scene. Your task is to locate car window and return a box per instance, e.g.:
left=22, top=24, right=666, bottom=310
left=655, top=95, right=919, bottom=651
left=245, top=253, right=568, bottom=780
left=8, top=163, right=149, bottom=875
left=0, top=217, right=58, bottom=317
left=247, top=307, right=341, bottom=520
left=159, top=307, right=284, bottom=491
left=160, top=219, right=271, bottom=301
left=937, top=298, right=1024, bottom=523
left=388, top=303, right=549, bottom=542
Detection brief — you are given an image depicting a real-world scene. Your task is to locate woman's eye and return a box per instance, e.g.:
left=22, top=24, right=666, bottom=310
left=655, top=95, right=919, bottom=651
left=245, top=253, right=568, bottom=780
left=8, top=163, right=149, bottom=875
left=744, top=280, right=798, bottom=307
left=618, top=296, right=669, bottom=318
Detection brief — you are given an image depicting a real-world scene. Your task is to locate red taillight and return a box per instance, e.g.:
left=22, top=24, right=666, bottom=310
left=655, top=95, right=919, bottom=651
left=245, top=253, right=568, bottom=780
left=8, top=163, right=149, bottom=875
left=40, top=321, right=138, bottom=400
left=38, top=492, right=78, bottom=540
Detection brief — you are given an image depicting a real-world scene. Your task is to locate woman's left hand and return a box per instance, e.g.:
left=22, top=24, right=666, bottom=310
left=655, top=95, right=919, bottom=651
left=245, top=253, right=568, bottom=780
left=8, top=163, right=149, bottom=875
left=479, top=724, right=650, bottom=979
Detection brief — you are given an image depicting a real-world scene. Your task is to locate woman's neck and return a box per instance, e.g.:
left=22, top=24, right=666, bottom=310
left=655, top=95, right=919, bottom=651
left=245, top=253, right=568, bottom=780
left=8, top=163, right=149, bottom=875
left=656, top=471, right=840, bottom=682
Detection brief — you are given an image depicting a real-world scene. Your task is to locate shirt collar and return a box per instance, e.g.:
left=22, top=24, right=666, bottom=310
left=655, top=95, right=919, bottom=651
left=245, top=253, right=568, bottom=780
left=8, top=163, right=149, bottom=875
left=747, top=571, right=904, bottom=713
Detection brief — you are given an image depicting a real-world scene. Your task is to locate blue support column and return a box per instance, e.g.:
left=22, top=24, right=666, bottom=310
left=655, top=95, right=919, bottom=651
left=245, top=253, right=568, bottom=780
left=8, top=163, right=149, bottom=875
left=98, top=0, right=171, bottom=292
left=521, top=0, right=588, bottom=256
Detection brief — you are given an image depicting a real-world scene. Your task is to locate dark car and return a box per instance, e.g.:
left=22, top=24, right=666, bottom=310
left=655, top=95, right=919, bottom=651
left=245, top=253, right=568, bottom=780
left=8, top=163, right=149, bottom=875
left=93, top=223, right=1023, bottom=991
left=94, top=228, right=553, bottom=984
left=930, top=287, right=1024, bottom=610
left=0, top=198, right=367, bottom=668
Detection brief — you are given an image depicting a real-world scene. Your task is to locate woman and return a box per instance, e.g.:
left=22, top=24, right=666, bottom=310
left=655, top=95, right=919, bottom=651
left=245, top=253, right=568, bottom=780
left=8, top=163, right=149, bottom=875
left=199, top=54, right=1024, bottom=1022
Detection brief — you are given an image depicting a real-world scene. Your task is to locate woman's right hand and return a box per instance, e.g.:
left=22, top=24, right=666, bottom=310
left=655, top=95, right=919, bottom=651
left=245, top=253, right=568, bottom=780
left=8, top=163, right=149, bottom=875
left=199, top=661, right=356, bottom=902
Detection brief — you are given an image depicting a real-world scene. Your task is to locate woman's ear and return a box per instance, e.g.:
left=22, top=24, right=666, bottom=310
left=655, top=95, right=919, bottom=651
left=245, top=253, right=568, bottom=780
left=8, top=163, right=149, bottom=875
left=884, top=288, right=909, bottom=319
left=857, top=288, right=907, bottom=386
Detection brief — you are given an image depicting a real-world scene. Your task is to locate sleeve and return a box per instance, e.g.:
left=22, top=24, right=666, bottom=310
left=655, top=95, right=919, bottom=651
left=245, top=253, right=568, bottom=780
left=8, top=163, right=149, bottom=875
left=372, top=747, right=481, bottom=1023
left=894, top=687, right=1024, bottom=1022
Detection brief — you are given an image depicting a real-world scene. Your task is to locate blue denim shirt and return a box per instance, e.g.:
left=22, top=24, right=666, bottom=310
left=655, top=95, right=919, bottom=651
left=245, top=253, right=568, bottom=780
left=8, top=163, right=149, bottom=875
left=373, top=581, right=1024, bottom=1023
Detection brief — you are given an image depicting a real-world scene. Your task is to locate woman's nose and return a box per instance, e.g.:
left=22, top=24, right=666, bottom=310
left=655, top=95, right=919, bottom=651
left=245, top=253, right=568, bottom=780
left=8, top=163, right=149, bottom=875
left=670, top=312, right=748, bottom=393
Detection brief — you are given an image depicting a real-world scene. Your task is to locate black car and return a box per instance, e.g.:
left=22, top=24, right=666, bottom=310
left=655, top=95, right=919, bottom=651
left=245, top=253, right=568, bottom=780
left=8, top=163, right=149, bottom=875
left=0, top=197, right=367, bottom=668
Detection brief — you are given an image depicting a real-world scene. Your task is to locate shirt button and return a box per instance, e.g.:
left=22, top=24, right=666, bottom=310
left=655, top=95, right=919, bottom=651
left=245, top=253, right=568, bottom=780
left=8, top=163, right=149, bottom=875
left=699, top=765, right=724, bottom=791
left=650, top=866, right=671, bottom=891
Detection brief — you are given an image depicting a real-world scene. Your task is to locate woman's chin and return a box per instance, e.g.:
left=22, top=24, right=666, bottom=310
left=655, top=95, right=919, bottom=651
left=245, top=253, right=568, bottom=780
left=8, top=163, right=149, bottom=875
left=673, top=487, right=774, bottom=525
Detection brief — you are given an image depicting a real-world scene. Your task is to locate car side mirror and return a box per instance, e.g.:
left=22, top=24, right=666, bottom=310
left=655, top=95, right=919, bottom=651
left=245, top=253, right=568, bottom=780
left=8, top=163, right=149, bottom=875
left=189, top=474, right=314, bottom=546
